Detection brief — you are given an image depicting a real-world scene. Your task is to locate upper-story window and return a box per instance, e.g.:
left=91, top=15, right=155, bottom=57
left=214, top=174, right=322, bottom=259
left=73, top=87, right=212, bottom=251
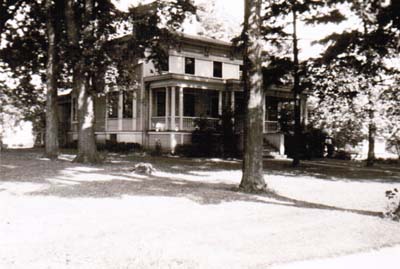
left=239, top=64, right=244, bottom=79
left=213, top=61, right=222, bottom=78
left=185, top=57, right=195, bottom=75
left=160, top=57, right=169, bottom=72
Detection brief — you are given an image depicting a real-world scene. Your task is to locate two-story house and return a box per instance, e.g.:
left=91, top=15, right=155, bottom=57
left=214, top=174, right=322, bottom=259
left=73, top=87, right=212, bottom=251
left=58, top=33, right=308, bottom=155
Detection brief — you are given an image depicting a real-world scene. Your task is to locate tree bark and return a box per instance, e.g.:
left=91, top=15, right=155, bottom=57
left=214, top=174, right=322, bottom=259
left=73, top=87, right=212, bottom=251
left=239, top=0, right=266, bottom=193
left=366, top=120, right=376, bottom=167
left=65, top=0, right=100, bottom=163
left=44, top=0, right=59, bottom=159
left=292, top=6, right=301, bottom=167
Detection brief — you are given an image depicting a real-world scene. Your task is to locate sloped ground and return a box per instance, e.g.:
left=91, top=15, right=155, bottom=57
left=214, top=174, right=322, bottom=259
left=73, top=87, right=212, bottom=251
left=1, top=149, right=400, bottom=269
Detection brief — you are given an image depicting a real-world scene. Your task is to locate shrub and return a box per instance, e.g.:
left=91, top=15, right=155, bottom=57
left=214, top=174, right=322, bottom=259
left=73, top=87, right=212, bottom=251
left=151, top=140, right=162, bottom=156
left=98, top=141, right=142, bottom=153
left=174, top=144, right=197, bottom=157
left=191, top=130, right=221, bottom=157
left=333, top=150, right=352, bottom=160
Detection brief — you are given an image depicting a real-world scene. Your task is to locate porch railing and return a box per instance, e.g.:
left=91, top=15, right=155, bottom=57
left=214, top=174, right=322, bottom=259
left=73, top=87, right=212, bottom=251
left=234, top=117, right=280, bottom=134
left=151, top=116, right=219, bottom=131
left=264, top=121, right=280, bottom=133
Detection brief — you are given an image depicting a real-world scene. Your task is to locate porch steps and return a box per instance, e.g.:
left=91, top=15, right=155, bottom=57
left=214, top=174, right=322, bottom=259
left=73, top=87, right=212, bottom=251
left=263, top=140, right=287, bottom=160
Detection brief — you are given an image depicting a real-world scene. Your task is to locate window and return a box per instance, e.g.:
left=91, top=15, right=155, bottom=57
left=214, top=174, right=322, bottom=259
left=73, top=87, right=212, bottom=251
left=108, top=92, right=119, bottom=118
left=184, top=93, right=195, bottom=117
left=185, top=57, right=195, bottom=74
left=156, top=91, right=166, bottom=117
left=213, top=61, right=222, bottom=78
left=210, top=96, right=219, bottom=117
left=160, top=56, right=169, bottom=72
left=123, top=91, right=133, bottom=118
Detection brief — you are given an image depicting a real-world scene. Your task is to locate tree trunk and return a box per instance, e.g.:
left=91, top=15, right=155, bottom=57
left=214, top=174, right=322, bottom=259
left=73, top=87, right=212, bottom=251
left=292, top=7, right=301, bottom=167
left=74, top=69, right=100, bottom=163
left=366, top=121, right=376, bottom=167
left=64, top=0, right=100, bottom=163
left=239, top=0, right=266, bottom=193
left=44, top=0, right=59, bottom=159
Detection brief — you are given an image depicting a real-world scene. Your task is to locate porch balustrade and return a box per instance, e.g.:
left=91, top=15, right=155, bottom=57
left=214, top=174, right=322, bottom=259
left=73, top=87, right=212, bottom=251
left=151, top=116, right=219, bottom=131
left=234, top=117, right=280, bottom=134
left=264, top=121, right=280, bottom=133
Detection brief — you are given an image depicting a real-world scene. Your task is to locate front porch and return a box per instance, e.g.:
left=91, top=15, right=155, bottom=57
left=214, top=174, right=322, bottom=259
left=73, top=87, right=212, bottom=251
left=148, top=82, right=227, bottom=132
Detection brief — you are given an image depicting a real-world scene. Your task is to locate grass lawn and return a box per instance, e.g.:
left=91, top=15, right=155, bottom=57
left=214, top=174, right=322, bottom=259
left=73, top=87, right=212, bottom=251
left=1, top=149, right=400, bottom=268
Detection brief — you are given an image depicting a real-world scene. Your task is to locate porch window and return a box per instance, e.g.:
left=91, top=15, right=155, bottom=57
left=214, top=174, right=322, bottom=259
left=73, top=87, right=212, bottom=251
left=213, top=61, right=222, bottom=78
left=156, top=91, right=166, bottom=116
left=184, top=93, right=195, bottom=117
left=185, top=57, right=195, bottom=75
left=123, top=91, right=133, bottom=118
left=108, top=91, right=119, bottom=118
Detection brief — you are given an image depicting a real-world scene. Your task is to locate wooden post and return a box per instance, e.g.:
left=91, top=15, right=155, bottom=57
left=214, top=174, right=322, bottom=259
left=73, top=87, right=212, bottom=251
left=218, top=90, right=223, bottom=115
left=262, top=93, right=266, bottom=133
left=231, top=91, right=235, bottom=112
left=165, top=87, right=169, bottom=130
left=132, top=91, right=137, bottom=130
left=149, top=87, right=152, bottom=129
left=171, top=86, right=176, bottom=130
left=179, top=87, right=183, bottom=130
left=118, top=90, right=123, bottom=130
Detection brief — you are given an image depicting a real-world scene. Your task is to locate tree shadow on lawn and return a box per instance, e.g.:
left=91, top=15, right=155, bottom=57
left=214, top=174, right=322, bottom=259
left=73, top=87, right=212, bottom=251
left=263, top=159, right=400, bottom=183
left=121, top=154, right=400, bottom=183
left=26, top=168, right=383, bottom=219
left=0, top=150, right=388, bottom=218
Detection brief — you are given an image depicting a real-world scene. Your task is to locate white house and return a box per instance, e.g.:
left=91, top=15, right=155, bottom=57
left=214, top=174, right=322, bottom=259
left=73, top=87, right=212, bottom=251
left=59, top=33, right=308, bottom=155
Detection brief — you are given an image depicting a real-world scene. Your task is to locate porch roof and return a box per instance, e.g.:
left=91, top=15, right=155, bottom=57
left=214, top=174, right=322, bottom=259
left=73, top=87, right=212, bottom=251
left=144, top=73, right=241, bottom=91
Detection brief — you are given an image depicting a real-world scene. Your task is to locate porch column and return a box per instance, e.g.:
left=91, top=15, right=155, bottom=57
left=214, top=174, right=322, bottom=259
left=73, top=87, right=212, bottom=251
left=132, top=91, right=137, bottom=130
left=165, top=87, right=169, bottom=130
left=179, top=87, right=183, bottom=130
left=171, top=86, right=176, bottom=130
left=301, top=95, right=308, bottom=127
left=118, top=91, right=123, bottom=130
left=262, top=94, right=266, bottom=133
left=218, top=90, right=223, bottom=115
left=230, top=91, right=235, bottom=112
left=149, top=87, right=153, bottom=129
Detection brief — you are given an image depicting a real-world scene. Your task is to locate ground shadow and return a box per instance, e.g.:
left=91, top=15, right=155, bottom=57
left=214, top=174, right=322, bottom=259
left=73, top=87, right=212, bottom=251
left=0, top=149, right=391, bottom=219
left=25, top=166, right=382, bottom=219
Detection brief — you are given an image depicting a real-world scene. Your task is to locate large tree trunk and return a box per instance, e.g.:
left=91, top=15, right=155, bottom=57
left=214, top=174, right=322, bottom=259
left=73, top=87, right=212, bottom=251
left=74, top=69, right=100, bottom=163
left=239, top=0, right=266, bottom=193
left=44, top=0, right=59, bottom=159
left=366, top=121, right=376, bottom=167
left=291, top=7, right=301, bottom=167
left=65, top=0, right=100, bottom=163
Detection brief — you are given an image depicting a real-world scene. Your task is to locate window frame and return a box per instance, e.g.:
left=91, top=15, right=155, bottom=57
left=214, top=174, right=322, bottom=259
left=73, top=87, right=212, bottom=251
left=184, top=57, right=195, bottom=75
left=213, top=61, right=223, bottom=78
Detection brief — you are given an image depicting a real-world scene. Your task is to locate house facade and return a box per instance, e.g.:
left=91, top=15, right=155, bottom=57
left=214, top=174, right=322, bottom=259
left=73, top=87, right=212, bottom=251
left=59, top=33, right=308, bottom=155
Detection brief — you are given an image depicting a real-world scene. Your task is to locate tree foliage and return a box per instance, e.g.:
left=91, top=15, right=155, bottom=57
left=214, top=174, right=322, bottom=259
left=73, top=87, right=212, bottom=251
left=1, top=0, right=196, bottom=162
left=262, top=0, right=346, bottom=165
left=309, top=0, right=400, bottom=164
